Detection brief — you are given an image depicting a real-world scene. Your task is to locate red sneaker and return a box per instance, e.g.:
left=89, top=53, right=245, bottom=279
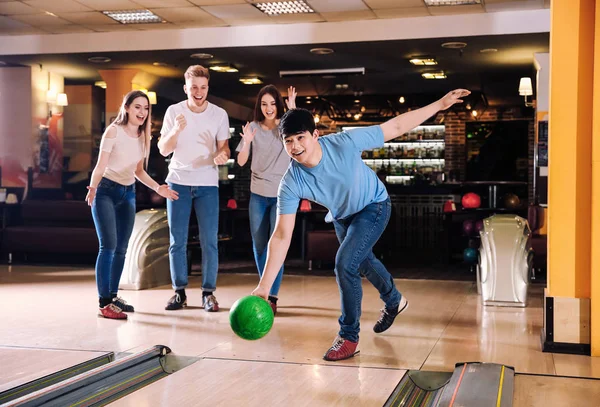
left=99, top=303, right=127, bottom=320
left=323, top=336, right=359, bottom=361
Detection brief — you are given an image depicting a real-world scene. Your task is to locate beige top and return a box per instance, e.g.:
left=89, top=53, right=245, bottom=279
left=100, top=125, right=144, bottom=186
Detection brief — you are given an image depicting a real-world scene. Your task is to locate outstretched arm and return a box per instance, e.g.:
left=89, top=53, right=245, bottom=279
left=380, top=89, right=470, bottom=142
left=252, top=213, right=297, bottom=299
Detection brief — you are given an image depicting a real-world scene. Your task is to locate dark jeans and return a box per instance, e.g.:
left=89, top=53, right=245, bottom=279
left=332, top=198, right=402, bottom=342
left=91, top=177, right=136, bottom=301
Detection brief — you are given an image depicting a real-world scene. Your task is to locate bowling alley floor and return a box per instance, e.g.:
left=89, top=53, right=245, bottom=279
left=1, top=263, right=599, bottom=406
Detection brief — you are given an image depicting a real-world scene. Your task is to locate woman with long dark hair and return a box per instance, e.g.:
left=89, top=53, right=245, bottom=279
left=236, top=85, right=296, bottom=315
left=86, top=90, right=178, bottom=320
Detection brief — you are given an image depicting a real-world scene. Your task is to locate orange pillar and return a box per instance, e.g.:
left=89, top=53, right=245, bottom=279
left=98, top=69, right=138, bottom=124
left=545, top=0, right=595, bottom=353
left=591, top=0, right=600, bottom=357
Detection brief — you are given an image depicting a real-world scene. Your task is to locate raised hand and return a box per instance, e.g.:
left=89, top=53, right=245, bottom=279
left=438, top=89, right=471, bottom=111
left=156, top=185, right=179, bottom=201
left=85, top=186, right=96, bottom=206
left=285, top=86, right=297, bottom=110
left=214, top=150, right=229, bottom=165
left=174, top=113, right=187, bottom=132
left=240, top=122, right=258, bottom=144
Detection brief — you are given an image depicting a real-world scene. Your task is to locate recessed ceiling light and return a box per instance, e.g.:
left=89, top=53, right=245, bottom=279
left=335, top=84, right=349, bottom=89
left=409, top=57, right=438, bottom=66
left=88, top=56, right=111, bottom=63
left=239, top=77, right=263, bottom=85
left=354, top=99, right=360, bottom=103
left=480, top=48, right=498, bottom=53
left=190, top=53, right=214, bottom=60
left=253, top=1, right=315, bottom=15
left=310, top=48, right=334, bottom=55
left=399, top=96, right=405, bottom=104
left=422, top=71, right=447, bottom=79
left=103, top=10, right=163, bottom=24
left=425, top=0, right=481, bottom=5
left=441, top=42, right=467, bottom=49
left=153, top=62, right=168, bottom=66
left=210, top=65, right=238, bottom=73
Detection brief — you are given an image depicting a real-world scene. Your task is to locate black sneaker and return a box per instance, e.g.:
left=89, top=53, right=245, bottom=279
left=373, top=296, right=409, bottom=333
left=112, top=296, right=135, bottom=312
left=165, top=292, right=187, bottom=311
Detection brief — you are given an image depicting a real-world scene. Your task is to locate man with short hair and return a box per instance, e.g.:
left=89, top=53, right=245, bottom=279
left=159, top=65, right=230, bottom=312
left=252, top=89, right=470, bottom=361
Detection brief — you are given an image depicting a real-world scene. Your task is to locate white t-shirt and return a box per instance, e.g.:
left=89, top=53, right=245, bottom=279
left=161, top=101, right=230, bottom=186
left=100, top=125, right=144, bottom=186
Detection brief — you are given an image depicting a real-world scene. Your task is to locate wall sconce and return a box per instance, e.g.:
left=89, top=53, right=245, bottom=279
left=56, top=93, right=68, bottom=107
left=147, top=91, right=157, bottom=105
left=519, top=77, right=534, bottom=107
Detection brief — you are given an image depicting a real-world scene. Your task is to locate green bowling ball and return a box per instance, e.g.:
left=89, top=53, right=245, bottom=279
left=229, top=295, right=274, bottom=340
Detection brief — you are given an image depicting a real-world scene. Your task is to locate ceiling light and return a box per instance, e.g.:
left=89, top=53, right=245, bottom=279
left=210, top=65, right=238, bottom=73
left=399, top=96, right=405, bottom=104
left=153, top=62, right=168, bottom=67
left=441, top=42, right=467, bottom=49
left=94, top=81, right=107, bottom=89
left=310, top=48, right=334, bottom=55
left=354, top=113, right=362, bottom=120
left=314, top=114, right=320, bottom=124
left=190, top=53, right=214, bottom=60
left=422, top=71, right=447, bottom=79
left=280, top=67, right=364, bottom=78
left=480, top=48, right=498, bottom=53
left=103, top=10, right=163, bottom=24
left=253, top=1, right=315, bottom=15
left=45, top=11, right=58, bottom=17
left=354, top=99, right=360, bottom=103
left=409, top=57, right=438, bottom=66
left=239, top=77, right=263, bottom=85
left=471, top=110, right=478, bottom=117
left=335, top=84, right=348, bottom=89
left=88, top=56, right=111, bottom=63
left=425, top=0, right=481, bottom=5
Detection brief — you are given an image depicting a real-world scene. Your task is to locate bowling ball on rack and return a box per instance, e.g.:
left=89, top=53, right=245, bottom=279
left=463, top=247, right=479, bottom=264
left=462, top=219, right=475, bottom=236
left=503, top=193, right=521, bottom=209
left=475, top=219, right=484, bottom=233
left=461, top=193, right=481, bottom=209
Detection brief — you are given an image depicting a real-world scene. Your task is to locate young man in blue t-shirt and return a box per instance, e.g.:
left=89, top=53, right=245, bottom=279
left=252, top=89, right=470, bottom=361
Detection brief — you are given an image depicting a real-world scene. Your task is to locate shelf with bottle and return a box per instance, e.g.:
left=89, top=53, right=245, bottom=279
left=398, top=125, right=445, bottom=142
left=362, top=143, right=444, bottom=160
left=364, top=159, right=444, bottom=177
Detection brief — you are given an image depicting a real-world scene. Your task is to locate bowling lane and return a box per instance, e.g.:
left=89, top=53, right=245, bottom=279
left=111, top=358, right=406, bottom=407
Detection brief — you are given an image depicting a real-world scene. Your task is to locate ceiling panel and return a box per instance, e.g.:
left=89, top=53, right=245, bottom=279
left=428, top=4, right=485, bottom=15
left=151, top=6, right=216, bottom=22
left=24, top=0, right=93, bottom=13
left=188, top=0, right=247, bottom=5
left=75, top=0, right=142, bottom=11
left=364, top=0, right=425, bottom=9
left=308, top=0, right=369, bottom=13
left=58, top=12, right=119, bottom=25
left=10, top=13, right=72, bottom=25
left=132, top=0, right=194, bottom=7
left=0, top=1, right=40, bottom=15
left=373, top=7, right=430, bottom=18
left=319, top=10, right=377, bottom=22
left=40, top=24, right=95, bottom=34
left=269, top=13, right=325, bottom=24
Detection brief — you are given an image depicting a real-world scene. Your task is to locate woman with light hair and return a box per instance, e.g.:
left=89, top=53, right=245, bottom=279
left=86, top=90, right=178, bottom=320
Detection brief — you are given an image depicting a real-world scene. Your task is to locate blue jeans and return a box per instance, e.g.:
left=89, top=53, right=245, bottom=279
left=332, top=198, right=401, bottom=343
left=91, top=177, right=136, bottom=301
left=167, top=183, right=219, bottom=292
left=249, top=193, right=284, bottom=297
